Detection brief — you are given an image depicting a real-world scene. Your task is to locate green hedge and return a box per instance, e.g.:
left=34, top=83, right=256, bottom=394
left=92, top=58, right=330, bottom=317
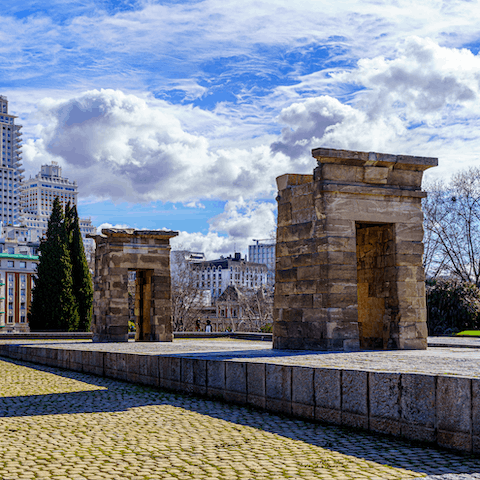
left=426, top=279, right=480, bottom=335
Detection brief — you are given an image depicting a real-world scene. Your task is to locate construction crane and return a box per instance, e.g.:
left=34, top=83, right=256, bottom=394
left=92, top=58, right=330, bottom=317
left=252, top=238, right=272, bottom=245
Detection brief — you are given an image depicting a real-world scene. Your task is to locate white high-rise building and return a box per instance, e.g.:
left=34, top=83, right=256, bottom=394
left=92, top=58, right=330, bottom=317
left=21, top=162, right=95, bottom=243
left=0, top=96, right=24, bottom=227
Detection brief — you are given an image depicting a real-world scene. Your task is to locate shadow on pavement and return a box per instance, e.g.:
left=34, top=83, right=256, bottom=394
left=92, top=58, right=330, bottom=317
left=2, top=357, right=480, bottom=477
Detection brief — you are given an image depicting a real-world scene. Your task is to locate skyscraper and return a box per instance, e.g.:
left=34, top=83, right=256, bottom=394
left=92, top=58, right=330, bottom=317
left=22, top=162, right=95, bottom=242
left=0, top=96, right=23, bottom=227
left=0, top=95, right=95, bottom=245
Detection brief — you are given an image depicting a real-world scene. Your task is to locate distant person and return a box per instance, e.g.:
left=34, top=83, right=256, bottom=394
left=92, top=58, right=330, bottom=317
left=205, top=320, right=212, bottom=333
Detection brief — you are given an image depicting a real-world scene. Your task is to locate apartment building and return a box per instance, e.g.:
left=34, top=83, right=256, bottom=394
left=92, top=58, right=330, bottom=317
left=0, top=246, right=38, bottom=332
left=191, top=253, right=268, bottom=301
left=21, top=162, right=95, bottom=243
left=0, top=95, right=24, bottom=227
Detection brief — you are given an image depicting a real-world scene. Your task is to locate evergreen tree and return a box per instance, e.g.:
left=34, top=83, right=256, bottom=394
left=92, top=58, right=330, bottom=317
left=66, top=204, right=93, bottom=331
left=29, top=198, right=80, bottom=331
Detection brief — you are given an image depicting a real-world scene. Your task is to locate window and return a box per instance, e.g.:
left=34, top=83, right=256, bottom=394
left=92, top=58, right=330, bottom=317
left=20, top=316, right=25, bottom=323
left=7, top=261, right=13, bottom=268
left=7, top=316, right=13, bottom=324
left=19, top=261, right=26, bottom=268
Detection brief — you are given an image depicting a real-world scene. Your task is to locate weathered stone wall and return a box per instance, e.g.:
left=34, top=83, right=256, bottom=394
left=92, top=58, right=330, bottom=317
left=273, top=148, right=437, bottom=351
left=89, top=229, right=178, bottom=342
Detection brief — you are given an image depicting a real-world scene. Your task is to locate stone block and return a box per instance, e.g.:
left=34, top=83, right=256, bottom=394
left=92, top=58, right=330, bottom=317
left=369, top=372, right=400, bottom=435
left=474, top=435, right=480, bottom=455
left=247, top=362, right=266, bottom=408
left=56, top=349, right=71, bottom=369
left=437, top=376, right=471, bottom=434
left=159, top=356, right=182, bottom=390
left=473, top=378, right=480, bottom=437
left=341, top=370, right=368, bottom=429
left=207, top=360, right=225, bottom=398
left=400, top=373, right=435, bottom=442
left=292, top=366, right=314, bottom=419
left=70, top=349, right=83, bottom=372
left=437, top=430, right=472, bottom=452
left=225, top=362, right=247, bottom=404
left=137, top=355, right=159, bottom=386
left=266, top=364, right=292, bottom=414
left=181, top=358, right=207, bottom=395
left=125, top=353, right=140, bottom=383
left=45, top=348, right=58, bottom=367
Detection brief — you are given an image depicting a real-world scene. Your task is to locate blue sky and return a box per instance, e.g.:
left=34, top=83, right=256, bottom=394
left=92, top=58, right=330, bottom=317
left=2, top=0, right=480, bottom=258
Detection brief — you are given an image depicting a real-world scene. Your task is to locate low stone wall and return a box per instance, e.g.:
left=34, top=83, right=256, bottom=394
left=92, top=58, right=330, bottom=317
left=1, top=343, right=478, bottom=454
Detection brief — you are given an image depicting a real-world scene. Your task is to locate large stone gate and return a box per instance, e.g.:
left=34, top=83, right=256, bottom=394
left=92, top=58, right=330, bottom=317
left=89, top=228, right=178, bottom=342
left=273, top=148, right=437, bottom=351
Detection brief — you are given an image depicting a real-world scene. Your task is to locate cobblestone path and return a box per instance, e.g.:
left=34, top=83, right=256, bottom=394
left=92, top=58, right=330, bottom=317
left=1, top=358, right=480, bottom=480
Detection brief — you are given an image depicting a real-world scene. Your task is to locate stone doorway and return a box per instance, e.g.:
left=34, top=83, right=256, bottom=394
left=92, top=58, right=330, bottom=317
left=134, top=269, right=153, bottom=341
left=88, top=228, right=178, bottom=343
left=356, top=222, right=398, bottom=350
left=273, top=147, right=438, bottom=351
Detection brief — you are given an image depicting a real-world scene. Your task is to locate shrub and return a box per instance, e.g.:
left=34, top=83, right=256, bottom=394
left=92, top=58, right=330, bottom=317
left=426, top=279, right=480, bottom=335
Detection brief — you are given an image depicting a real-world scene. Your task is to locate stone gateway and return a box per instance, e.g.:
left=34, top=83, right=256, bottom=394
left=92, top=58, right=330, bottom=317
left=273, top=148, right=437, bottom=351
left=89, top=228, right=178, bottom=342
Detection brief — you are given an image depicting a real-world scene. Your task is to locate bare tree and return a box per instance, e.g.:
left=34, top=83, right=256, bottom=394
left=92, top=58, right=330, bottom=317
left=423, top=167, right=480, bottom=284
left=236, top=286, right=273, bottom=332
left=171, top=251, right=207, bottom=331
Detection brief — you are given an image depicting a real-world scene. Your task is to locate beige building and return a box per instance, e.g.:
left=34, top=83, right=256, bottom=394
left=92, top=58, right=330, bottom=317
left=21, top=162, right=95, bottom=243
left=192, top=253, right=268, bottom=302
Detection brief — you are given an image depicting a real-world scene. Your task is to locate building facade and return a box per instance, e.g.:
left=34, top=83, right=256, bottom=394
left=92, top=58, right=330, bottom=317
left=248, top=241, right=275, bottom=271
left=0, top=250, right=38, bottom=332
left=0, top=95, right=24, bottom=227
left=191, top=253, right=268, bottom=302
left=21, top=162, right=95, bottom=243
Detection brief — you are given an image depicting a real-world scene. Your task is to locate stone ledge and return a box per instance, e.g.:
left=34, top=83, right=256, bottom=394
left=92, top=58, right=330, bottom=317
left=0, top=342, right=479, bottom=454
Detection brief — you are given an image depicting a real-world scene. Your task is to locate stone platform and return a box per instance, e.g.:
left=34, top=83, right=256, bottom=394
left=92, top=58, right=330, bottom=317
left=1, top=338, right=479, bottom=455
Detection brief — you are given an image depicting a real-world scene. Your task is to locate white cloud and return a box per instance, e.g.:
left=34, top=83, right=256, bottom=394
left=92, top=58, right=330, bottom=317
left=342, top=36, right=480, bottom=121
left=171, top=199, right=276, bottom=259
left=96, top=222, right=131, bottom=234
left=24, top=89, right=296, bottom=203
left=270, top=36, right=480, bottom=178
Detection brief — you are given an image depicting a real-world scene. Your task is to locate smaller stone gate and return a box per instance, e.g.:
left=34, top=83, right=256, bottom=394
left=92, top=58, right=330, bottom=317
left=89, top=228, right=178, bottom=342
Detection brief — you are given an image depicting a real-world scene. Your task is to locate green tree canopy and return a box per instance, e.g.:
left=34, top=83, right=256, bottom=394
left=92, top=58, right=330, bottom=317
left=29, top=198, right=80, bottom=331
left=66, top=203, right=93, bottom=331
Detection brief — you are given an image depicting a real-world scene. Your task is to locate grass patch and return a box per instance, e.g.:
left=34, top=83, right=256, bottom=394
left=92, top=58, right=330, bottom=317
left=455, top=330, right=480, bottom=336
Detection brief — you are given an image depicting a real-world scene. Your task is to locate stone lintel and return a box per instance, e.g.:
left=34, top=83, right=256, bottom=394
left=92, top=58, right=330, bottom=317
left=276, top=174, right=313, bottom=191
left=312, top=147, right=438, bottom=171
left=318, top=183, right=428, bottom=198
left=88, top=229, right=179, bottom=242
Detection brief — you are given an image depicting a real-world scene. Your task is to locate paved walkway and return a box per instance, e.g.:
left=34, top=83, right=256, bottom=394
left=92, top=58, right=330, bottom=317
left=1, top=358, right=480, bottom=480
left=3, top=338, right=479, bottom=377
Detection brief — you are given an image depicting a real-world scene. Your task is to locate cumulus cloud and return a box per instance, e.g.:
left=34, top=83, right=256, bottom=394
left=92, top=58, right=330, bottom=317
left=171, top=200, right=276, bottom=259
left=24, top=89, right=294, bottom=204
left=343, top=36, right=480, bottom=121
left=270, top=36, right=480, bottom=170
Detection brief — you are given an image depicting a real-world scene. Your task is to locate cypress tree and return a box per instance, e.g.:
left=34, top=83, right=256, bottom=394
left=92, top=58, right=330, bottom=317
left=29, top=197, right=80, bottom=331
left=67, top=205, right=93, bottom=331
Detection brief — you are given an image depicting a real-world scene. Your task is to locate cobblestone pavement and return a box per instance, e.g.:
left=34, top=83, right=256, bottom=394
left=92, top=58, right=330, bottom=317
left=1, top=358, right=480, bottom=480
left=2, top=338, right=479, bottom=377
